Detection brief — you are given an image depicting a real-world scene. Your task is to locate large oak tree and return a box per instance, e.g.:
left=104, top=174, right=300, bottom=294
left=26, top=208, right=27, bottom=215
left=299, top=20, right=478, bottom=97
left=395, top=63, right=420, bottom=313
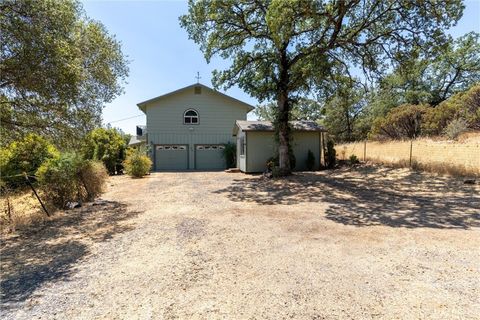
left=0, top=0, right=129, bottom=147
left=181, top=0, right=464, bottom=174
left=374, top=32, right=480, bottom=108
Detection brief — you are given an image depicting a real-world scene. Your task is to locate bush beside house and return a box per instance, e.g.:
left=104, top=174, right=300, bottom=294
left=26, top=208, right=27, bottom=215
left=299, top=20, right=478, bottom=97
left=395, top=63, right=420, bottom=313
left=324, top=140, right=336, bottom=169
left=36, top=153, right=108, bottom=208
left=81, top=128, right=128, bottom=175
left=222, top=142, right=236, bottom=169
left=306, top=150, right=315, bottom=171
left=123, top=149, right=152, bottom=178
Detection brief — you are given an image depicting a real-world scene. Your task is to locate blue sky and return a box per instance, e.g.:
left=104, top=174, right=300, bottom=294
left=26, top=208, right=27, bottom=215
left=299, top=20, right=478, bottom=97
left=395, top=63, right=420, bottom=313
left=81, top=0, right=480, bottom=135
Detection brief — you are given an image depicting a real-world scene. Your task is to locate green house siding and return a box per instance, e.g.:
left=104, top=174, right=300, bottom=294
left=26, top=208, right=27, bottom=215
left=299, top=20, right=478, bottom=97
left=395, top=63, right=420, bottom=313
left=291, top=132, right=321, bottom=171
left=246, top=131, right=276, bottom=173
left=243, top=131, right=322, bottom=173
left=142, top=85, right=251, bottom=170
left=145, top=87, right=250, bottom=136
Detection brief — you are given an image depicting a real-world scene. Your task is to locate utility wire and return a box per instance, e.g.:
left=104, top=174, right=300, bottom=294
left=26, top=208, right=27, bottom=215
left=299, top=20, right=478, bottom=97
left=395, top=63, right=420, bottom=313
left=107, top=114, right=144, bottom=124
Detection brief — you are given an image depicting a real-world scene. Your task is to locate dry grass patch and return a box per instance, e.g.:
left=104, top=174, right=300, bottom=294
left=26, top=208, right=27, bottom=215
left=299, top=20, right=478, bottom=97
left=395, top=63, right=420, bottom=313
left=0, top=189, right=55, bottom=233
left=337, top=135, right=480, bottom=177
left=366, top=158, right=479, bottom=177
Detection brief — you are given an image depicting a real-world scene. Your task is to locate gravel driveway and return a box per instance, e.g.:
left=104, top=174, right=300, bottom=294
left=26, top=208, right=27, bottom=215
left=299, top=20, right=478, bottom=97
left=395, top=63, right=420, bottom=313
left=1, top=166, right=479, bottom=319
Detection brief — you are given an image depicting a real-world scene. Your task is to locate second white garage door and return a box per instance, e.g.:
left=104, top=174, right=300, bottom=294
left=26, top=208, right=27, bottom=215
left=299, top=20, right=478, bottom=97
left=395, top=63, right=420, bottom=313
left=195, top=145, right=226, bottom=170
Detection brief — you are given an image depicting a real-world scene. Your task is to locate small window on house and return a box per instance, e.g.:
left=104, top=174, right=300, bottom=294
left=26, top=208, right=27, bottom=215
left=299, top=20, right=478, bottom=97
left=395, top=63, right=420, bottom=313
left=194, top=86, right=202, bottom=94
left=184, top=109, right=199, bottom=124
left=239, top=136, right=245, bottom=155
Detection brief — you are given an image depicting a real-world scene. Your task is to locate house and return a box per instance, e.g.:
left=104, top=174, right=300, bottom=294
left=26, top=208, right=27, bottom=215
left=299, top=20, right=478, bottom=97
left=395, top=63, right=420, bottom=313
left=134, top=83, right=326, bottom=172
left=234, top=120, right=326, bottom=173
left=135, top=83, right=253, bottom=170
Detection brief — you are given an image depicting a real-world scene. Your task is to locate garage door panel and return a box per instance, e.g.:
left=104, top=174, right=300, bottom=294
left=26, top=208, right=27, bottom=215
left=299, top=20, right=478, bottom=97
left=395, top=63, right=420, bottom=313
left=155, top=145, right=188, bottom=171
left=195, top=145, right=225, bottom=170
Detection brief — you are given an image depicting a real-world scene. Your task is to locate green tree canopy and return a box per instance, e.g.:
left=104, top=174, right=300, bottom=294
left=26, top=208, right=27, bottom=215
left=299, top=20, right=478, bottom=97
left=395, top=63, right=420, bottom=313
left=0, top=0, right=129, bottom=147
left=370, top=32, right=480, bottom=112
left=181, top=0, right=464, bottom=174
left=0, top=133, right=59, bottom=186
left=322, top=81, right=368, bottom=142
left=255, top=98, right=323, bottom=122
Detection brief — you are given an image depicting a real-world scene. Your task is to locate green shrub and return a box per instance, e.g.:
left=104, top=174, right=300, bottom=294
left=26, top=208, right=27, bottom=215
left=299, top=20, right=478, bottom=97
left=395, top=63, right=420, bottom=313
left=271, top=166, right=283, bottom=178
left=36, top=153, right=83, bottom=208
left=266, top=152, right=296, bottom=172
left=78, top=160, right=108, bottom=200
left=266, top=156, right=277, bottom=171
left=81, top=128, right=127, bottom=175
left=1, top=134, right=59, bottom=186
left=422, top=84, right=480, bottom=135
left=288, top=147, right=296, bottom=170
left=462, top=84, right=480, bottom=130
left=306, top=150, right=315, bottom=171
left=123, top=151, right=152, bottom=178
left=324, top=139, right=336, bottom=169
left=36, top=155, right=108, bottom=208
left=443, top=118, right=468, bottom=140
left=371, top=104, right=429, bottom=139
left=349, top=154, right=360, bottom=165
left=221, top=142, right=236, bottom=168
left=422, top=101, right=458, bottom=136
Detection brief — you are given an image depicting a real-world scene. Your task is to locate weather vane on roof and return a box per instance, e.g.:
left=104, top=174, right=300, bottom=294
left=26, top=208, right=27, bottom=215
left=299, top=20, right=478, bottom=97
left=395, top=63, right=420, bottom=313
left=195, top=72, right=201, bottom=83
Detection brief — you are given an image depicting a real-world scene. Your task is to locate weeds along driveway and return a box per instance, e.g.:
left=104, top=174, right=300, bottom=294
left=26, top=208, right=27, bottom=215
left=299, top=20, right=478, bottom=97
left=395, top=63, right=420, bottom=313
left=1, top=167, right=479, bottom=319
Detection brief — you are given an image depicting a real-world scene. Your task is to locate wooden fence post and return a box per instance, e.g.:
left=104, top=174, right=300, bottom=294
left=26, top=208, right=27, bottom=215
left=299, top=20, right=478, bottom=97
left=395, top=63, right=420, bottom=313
left=409, top=140, right=413, bottom=167
left=363, top=140, right=367, bottom=162
left=24, top=173, right=50, bottom=217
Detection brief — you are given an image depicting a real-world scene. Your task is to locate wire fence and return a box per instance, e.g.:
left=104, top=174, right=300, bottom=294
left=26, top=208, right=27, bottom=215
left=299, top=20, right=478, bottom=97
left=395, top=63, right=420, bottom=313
left=336, top=139, right=480, bottom=176
left=1, top=173, right=50, bottom=229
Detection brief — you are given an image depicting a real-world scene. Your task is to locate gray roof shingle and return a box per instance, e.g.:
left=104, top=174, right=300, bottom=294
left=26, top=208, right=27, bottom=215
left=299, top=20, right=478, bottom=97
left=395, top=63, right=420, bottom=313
left=235, top=120, right=326, bottom=132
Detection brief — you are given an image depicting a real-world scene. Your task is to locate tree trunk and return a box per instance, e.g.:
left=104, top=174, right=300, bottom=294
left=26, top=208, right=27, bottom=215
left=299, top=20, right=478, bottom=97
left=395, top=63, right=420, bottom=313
left=344, top=106, right=352, bottom=141
left=277, top=89, right=291, bottom=174
left=275, top=49, right=292, bottom=176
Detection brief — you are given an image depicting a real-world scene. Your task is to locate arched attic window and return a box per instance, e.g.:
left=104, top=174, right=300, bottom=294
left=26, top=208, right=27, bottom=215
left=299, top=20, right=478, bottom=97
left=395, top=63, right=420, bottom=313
left=184, top=109, right=199, bottom=124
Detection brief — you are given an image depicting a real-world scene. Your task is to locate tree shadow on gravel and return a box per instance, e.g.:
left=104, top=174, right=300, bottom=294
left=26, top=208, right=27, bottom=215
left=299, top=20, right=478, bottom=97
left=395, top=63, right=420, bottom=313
left=214, top=166, right=480, bottom=229
left=0, top=200, right=140, bottom=306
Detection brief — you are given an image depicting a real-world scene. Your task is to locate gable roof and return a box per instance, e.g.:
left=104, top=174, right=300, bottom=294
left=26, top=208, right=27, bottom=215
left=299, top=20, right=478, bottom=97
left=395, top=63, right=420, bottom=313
left=235, top=120, right=326, bottom=134
left=137, top=83, right=255, bottom=113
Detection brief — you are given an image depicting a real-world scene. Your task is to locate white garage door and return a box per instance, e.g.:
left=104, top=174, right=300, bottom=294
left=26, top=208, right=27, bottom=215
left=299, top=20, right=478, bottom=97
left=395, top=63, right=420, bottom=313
left=155, top=145, right=188, bottom=171
left=195, top=145, right=225, bottom=170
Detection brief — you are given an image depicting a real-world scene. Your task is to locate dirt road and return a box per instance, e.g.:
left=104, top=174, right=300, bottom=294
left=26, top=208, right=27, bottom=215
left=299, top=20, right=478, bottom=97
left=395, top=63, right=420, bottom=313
left=2, top=166, right=479, bottom=319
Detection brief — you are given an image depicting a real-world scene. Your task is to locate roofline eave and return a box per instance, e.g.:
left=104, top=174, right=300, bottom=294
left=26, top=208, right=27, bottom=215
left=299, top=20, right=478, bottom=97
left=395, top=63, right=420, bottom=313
left=136, top=83, right=255, bottom=111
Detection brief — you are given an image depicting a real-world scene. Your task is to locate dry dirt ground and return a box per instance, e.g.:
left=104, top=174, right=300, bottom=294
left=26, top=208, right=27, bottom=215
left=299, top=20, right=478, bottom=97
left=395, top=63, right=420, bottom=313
left=1, top=165, right=479, bottom=319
